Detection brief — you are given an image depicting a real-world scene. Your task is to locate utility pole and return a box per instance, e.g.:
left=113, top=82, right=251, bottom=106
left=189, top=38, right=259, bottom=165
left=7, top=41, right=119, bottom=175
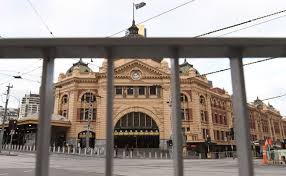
left=86, top=91, right=93, bottom=150
left=0, top=83, right=13, bottom=153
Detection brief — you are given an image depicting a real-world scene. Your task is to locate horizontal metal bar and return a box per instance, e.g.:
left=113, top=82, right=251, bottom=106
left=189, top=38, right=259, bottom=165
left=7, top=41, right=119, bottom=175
left=0, top=38, right=286, bottom=58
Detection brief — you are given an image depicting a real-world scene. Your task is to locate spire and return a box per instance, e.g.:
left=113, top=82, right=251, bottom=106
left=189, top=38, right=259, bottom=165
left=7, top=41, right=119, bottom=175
left=128, top=19, right=139, bottom=35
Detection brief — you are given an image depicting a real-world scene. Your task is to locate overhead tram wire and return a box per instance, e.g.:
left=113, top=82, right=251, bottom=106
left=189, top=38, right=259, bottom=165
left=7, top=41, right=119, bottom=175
left=259, top=93, right=286, bottom=102
left=0, top=72, right=40, bottom=84
left=194, top=9, right=286, bottom=38
left=107, top=0, right=197, bottom=37
left=198, top=57, right=277, bottom=77
left=218, top=14, right=286, bottom=37
left=26, top=0, right=54, bottom=37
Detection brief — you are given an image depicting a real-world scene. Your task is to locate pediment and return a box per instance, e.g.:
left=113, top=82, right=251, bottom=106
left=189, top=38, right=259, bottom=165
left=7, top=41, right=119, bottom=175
left=114, top=60, right=169, bottom=79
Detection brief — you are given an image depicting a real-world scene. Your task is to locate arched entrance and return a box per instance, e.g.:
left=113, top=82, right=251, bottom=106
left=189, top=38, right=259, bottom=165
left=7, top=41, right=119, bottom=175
left=114, top=112, right=159, bottom=148
left=78, top=131, right=95, bottom=148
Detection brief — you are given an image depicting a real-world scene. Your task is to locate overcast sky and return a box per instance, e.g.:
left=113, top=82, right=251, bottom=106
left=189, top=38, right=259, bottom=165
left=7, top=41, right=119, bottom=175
left=0, top=0, right=286, bottom=116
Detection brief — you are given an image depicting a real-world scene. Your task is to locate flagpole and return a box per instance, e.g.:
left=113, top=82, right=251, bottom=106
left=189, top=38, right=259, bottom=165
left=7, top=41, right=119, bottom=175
left=133, top=2, right=135, bottom=22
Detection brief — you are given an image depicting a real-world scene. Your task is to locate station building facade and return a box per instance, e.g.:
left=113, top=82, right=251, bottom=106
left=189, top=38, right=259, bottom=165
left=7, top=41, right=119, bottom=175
left=52, top=23, right=286, bottom=152
left=53, top=53, right=286, bottom=152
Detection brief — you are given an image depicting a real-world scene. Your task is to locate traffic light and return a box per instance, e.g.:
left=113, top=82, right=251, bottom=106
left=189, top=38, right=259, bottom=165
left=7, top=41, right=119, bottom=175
left=8, top=120, right=17, bottom=130
left=167, top=140, right=173, bottom=147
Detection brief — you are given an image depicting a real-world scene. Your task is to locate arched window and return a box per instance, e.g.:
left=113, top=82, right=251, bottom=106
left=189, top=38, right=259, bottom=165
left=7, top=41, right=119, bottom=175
left=81, top=92, right=96, bottom=102
left=62, top=95, right=68, bottom=104
left=114, top=112, right=158, bottom=130
left=199, top=95, right=205, bottom=105
left=181, top=94, right=188, bottom=102
left=222, top=102, right=225, bottom=109
left=213, top=99, right=217, bottom=107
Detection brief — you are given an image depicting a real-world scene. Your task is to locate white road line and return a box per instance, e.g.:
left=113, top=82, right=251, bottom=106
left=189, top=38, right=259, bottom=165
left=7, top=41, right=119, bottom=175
left=23, top=170, right=33, bottom=173
left=0, top=173, right=8, bottom=175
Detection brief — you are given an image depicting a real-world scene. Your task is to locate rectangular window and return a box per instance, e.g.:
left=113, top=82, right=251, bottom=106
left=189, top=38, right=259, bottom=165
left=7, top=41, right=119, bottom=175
left=221, top=131, right=225, bottom=141
left=215, top=114, right=218, bottom=123
left=185, top=109, right=189, bottom=120
left=214, top=130, right=217, bottom=140
left=217, top=131, right=220, bottom=140
left=202, top=129, right=206, bottom=139
left=115, top=86, right=123, bottom=95
left=206, top=129, right=209, bottom=137
left=186, top=127, right=190, bottom=132
left=138, top=86, right=145, bottom=95
left=204, top=111, right=208, bottom=122
left=181, top=109, right=185, bottom=120
left=200, top=110, right=204, bottom=121
left=224, top=116, right=227, bottom=125
left=127, top=87, right=134, bottom=95
left=149, top=86, right=157, bottom=95
left=80, top=108, right=96, bottom=121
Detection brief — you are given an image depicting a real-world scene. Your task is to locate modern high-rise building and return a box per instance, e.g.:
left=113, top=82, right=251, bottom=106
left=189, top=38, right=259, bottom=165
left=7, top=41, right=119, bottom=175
left=19, top=93, right=40, bottom=119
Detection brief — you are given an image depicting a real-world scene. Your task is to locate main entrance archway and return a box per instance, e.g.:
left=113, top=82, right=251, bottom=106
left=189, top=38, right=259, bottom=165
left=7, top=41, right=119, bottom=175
left=114, top=112, right=159, bottom=148
left=78, top=131, right=95, bottom=148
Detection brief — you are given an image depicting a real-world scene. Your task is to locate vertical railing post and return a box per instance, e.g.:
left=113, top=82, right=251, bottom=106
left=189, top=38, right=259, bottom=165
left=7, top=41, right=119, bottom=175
left=229, top=51, right=254, bottom=176
left=170, top=48, right=184, bottom=176
left=35, top=49, right=55, bottom=176
left=105, top=48, right=114, bottom=176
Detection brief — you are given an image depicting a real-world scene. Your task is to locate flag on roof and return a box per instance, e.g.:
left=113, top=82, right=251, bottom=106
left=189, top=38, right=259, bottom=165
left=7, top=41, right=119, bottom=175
left=135, top=2, right=146, bottom=9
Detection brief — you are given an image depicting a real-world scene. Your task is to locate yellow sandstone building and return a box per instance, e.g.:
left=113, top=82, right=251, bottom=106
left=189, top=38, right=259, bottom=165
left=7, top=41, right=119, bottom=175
left=53, top=23, right=286, bottom=153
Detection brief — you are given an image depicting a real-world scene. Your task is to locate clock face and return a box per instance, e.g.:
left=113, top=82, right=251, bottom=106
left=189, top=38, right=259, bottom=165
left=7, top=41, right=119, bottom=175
left=131, top=70, right=141, bottom=80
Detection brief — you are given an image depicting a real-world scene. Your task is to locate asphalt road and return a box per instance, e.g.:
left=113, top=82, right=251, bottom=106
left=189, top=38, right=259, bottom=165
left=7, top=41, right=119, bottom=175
left=0, top=152, right=285, bottom=176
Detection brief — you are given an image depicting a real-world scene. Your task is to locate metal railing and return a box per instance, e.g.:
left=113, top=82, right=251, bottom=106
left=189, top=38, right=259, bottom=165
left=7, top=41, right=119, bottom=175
left=1, top=37, right=286, bottom=176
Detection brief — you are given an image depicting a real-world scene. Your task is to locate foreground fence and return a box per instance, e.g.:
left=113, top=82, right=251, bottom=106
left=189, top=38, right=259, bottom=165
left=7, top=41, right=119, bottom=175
left=1, top=37, right=286, bottom=176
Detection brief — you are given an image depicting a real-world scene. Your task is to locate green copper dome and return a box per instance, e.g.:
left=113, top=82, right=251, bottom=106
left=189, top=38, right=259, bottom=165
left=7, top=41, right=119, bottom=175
left=66, top=59, right=92, bottom=74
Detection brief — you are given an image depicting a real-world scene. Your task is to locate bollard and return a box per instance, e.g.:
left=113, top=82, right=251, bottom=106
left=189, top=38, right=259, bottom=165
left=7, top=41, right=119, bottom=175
left=143, top=152, right=146, bottom=158
left=160, top=152, right=163, bottom=159
left=30, top=146, right=32, bottom=151
left=90, top=148, right=93, bottom=156
left=53, top=146, right=56, bottom=153
left=137, top=151, right=139, bottom=158
left=97, top=148, right=100, bottom=156
left=155, top=152, right=158, bottom=159
left=62, top=147, right=65, bottom=153
left=33, top=145, right=36, bottom=151
left=73, top=147, right=75, bottom=154
left=68, top=147, right=70, bottom=154
left=123, top=150, right=126, bottom=158
left=149, top=152, right=152, bottom=158
left=57, top=147, right=60, bottom=153
left=130, top=151, right=133, bottom=158
left=78, top=147, right=81, bottom=155
left=84, top=148, right=87, bottom=155
left=165, top=152, right=168, bottom=159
